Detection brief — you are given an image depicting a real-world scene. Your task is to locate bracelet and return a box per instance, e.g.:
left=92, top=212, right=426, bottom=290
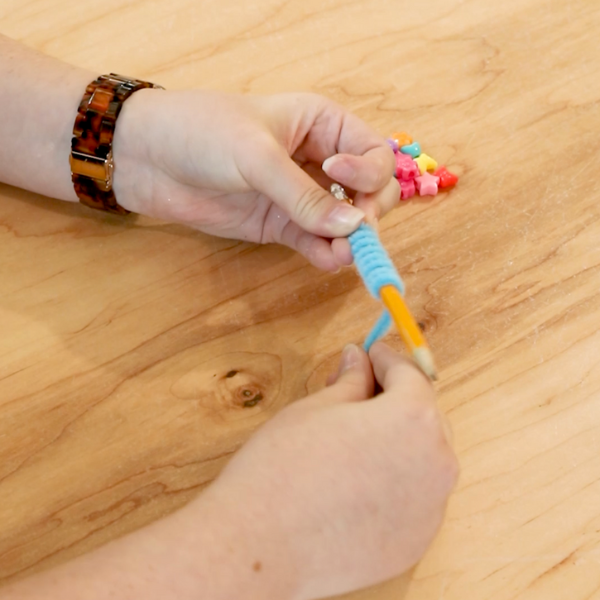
left=70, top=73, right=164, bottom=215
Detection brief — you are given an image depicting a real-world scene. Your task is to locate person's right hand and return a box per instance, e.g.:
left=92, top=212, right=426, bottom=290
left=198, top=342, right=458, bottom=600
left=0, top=342, right=457, bottom=600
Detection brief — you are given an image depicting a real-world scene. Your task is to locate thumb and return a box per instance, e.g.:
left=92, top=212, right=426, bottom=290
left=322, top=344, right=375, bottom=403
left=251, top=145, right=366, bottom=237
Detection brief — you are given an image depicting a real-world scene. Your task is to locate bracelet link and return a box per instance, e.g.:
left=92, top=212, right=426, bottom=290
left=69, top=150, right=114, bottom=191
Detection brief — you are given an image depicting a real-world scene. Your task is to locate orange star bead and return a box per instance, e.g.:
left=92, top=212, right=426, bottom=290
left=391, top=131, right=413, bottom=147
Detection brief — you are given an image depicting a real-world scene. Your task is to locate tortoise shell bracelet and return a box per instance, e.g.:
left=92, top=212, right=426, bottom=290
left=70, top=73, right=164, bottom=215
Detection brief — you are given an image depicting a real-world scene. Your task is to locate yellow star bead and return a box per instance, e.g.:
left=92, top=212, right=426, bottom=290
left=415, top=153, right=438, bottom=175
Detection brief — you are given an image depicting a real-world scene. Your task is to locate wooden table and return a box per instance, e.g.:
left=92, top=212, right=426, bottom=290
left=2, top=0, right=600, bottom=598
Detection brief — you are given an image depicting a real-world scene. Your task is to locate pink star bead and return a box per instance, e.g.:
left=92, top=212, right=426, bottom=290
left=399, top=179, right=416, bottom=200
left=395, top=152, right=419, bottom=180
left=415, top=172, right=440, bottom=196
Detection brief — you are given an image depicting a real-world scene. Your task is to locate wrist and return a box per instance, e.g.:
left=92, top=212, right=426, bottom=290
left=7, top=480, right=301, bottom=600
left=174, top=482, right=300, bottom=600
left=110, top=87, right=162, bottom=214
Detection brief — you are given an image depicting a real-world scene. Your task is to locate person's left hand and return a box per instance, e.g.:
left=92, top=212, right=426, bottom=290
left=113, top=90, right=399, bottom=271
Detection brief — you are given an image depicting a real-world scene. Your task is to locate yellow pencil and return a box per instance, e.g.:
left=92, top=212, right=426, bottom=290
left=380, top=285, right=438, bottom=381
left=330, top=182, right=438, bottom=380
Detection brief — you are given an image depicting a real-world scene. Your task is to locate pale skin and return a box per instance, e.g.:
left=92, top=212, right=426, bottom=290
left=0, top=34, right=458, bottom=600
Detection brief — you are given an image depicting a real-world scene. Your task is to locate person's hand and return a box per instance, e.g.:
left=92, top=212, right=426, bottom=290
left=0, top=343, right=456, bottom=600
left=113, top=90, right=399, bottom=271
left=196, top=342, right=458, bottom=600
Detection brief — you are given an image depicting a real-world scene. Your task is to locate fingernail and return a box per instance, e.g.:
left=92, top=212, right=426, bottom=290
left=340, top=343, right=361, bottom=373
left=327, top=204, right=365, bottom=236
left=323, top=156, right=356, bottom=182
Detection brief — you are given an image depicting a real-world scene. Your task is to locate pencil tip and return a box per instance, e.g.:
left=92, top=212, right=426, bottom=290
left=413, top=347, right=438, bottom=382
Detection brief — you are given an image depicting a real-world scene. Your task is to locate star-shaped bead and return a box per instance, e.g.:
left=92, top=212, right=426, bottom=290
left=400, top=142, right=422, bottom=158
left=395, top=153, right=419, bottom=180
left=391, top=131, right=412, bottom=147
left=415, top=172, right=440, bottom=196
left=415, top=153, right=438, bottom=175
left=400, top=179, right=416, bottom=200
left=433, top=166, right=459, bottom=188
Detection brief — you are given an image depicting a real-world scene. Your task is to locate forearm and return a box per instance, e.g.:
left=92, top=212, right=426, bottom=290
left=0, top=490, right=296, bottom=600
left=0, top=33, right=95, bottom=201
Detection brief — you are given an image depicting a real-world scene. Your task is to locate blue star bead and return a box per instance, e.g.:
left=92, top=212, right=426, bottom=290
left=400, top=142, right=421, bottom=158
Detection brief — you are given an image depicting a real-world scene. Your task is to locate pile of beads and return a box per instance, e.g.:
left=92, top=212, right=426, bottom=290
left=387, top=132, right=459, bottom=200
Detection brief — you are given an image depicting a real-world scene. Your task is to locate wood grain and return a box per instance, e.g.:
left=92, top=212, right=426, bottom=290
left=2, top=0, right=600, bottom=598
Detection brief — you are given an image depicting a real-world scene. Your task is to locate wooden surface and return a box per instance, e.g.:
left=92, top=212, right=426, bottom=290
left=2, top=0, right=600, bottom=598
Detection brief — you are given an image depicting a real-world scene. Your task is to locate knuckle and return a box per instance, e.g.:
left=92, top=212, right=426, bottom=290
left=306, top=91, right=335, bottom=110
left=292, top=92, right=333, bottom=122
left=295, top=186, right=328, bottom=222
left=397, top=400, right=438, bottom=438
left=236, top=133, right=280, bottom=183
left=370, top=160, right=388, bottom=190
left=399, top=375, right=436, bottom=405
left=406, top=401, right=440, bottom=429
left=255, top=135, right=281, bottom=161
left=387, top=354, right=435, bottom=390
left=304, top=91, right=324, bottom=104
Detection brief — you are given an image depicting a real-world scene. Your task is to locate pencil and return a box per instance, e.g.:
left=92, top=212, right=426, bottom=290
left=329, top=182, right=438, bottom=380
left=380, top=284, right=438, bottom=381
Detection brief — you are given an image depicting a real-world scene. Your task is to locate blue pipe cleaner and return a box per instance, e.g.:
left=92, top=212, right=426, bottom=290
left=348, top=223, right=405, bottom=351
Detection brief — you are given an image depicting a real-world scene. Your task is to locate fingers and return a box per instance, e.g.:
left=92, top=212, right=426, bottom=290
left=260, top=174, right=398, bottom=271
left=322, top=148, right=395, bottom=194
left=368, top=342, right=434, bottom=398
left=250, top=95, right=396, bottom=238
left=249, top=144, right=366, bottom=238
left=352, top=178, right=401, bottom=224
left=278, top=220, right=338, bottom=271
left=368, top=342, right=455, bottom=448
left=272, top=217, right=351, bottom=271
left=290, top=99, right=395, bottom=194
left=330, top=237, right=353, bottom=266
left=303, top=103, right=395, bottom=194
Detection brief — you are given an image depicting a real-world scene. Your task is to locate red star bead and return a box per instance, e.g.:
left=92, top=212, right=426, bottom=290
left=433, top=166, right=459, bottom=188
